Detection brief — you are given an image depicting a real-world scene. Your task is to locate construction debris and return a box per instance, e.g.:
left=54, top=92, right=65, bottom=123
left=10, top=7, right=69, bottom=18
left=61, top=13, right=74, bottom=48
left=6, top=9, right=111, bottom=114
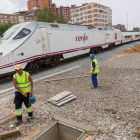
left=47, top=91, right=76, bottom=106
left=45, top=75, right=90, bottom=82
left=0, top=129, right=20, bottom=139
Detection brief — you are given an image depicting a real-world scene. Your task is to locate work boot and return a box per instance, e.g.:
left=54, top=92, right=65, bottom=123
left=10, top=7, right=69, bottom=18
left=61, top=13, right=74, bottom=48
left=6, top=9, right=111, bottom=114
left=15, top=120, right=22, bottom=125
left=26, top=116, right=34, bottom=121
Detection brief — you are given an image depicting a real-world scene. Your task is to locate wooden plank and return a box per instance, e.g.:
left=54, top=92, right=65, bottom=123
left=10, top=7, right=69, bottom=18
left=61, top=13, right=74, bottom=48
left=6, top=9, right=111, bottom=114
left=0, top=129, right=20, bottom=139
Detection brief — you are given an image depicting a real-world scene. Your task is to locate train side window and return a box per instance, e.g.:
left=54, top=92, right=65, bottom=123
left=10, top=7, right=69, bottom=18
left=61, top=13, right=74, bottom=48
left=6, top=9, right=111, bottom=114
left=135, top=35, right=140, bottom=37
left=125, top=35, right=132, bottom=39
left=13, top=28, right=31, bottom=39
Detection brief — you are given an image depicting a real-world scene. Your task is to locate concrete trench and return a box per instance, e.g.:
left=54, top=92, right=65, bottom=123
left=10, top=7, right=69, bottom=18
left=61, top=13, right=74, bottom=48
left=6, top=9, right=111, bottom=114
left=23, top=116, right=99, bottom=140
left=34, top=121, right=85, bottom=140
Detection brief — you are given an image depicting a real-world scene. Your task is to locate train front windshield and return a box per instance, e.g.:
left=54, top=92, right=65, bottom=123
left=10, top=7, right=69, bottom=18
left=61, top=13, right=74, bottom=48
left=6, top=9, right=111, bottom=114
left=0, top=23, right=25, bottom=40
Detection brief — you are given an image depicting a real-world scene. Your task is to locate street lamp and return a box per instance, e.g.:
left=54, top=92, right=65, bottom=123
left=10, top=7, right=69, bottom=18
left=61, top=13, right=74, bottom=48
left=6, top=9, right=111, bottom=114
left=133, top=22, right=135, bottom=31
left=126, top=14, right=129, bottom=31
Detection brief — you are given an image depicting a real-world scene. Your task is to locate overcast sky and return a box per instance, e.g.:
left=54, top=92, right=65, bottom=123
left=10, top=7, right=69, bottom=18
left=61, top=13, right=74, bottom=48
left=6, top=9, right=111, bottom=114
left=0, top=0, right=140, bottom=30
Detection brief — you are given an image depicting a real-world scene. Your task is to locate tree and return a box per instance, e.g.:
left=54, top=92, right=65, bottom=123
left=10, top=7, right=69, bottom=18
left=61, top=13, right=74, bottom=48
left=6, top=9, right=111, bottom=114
left=0, top=23, right=14, bottom=36
left=36, top=7, right=56, bottom=23
left=57, top=16, right=67, bottom=24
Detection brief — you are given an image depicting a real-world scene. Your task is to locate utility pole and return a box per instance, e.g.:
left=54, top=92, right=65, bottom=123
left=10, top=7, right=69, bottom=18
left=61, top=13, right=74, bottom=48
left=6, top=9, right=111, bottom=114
left=133, top=22, right=135, bottom=31
left=126, top=14, right=129, bottom=31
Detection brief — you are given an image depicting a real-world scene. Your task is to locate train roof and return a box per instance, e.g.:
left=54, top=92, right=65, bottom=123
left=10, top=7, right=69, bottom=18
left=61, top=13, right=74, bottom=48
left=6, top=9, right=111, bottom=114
left=17, top=22, right=120, bottom=32
left=32, top=22, right=120, bottom=32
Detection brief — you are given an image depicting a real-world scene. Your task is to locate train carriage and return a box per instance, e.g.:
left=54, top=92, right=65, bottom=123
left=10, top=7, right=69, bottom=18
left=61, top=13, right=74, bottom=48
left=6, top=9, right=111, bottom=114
left=0, top=22, right=139, bottom=77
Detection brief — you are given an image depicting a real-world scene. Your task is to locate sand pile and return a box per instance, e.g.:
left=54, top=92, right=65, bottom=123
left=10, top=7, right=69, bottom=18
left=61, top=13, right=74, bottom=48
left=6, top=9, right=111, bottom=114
left=106, top=44, right=140, bottom=62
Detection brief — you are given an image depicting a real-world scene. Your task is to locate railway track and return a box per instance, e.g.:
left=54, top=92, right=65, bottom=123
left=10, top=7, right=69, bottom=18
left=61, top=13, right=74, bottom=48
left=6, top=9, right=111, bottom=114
left=0, top=40, right=139, bottom=91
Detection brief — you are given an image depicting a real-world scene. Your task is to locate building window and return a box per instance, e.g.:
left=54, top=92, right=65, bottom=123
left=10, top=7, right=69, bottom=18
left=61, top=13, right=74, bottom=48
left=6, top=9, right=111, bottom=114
left=30, top=17, right=32, bottom=20
left=26, top=17, right=28, bottom=19
left=83, top=16, right=85, bottom=20
left=83, top=21, right=86, bottom=23
left=74, top=18, right=77, bottom=22
left=92, top=15, right=94, bottom=18
left=100, top=23, right=103, bottom=26
left=100, top=15, right=103, bottom=18
left=74, top=10, right=76, bottom=13
left=91, top=10, right=93, bottom=13
left=10, top=16, right=13, bottom=19
left=14, top=16, right=17, bottom=18
left=15, top=21, right=17, bottom=23
left=92, top=20, right=94, bottom=23
left=91, top=5, right=93, bottom=9
left=106, top=12, right=108, bottom=14
left=0, top=15, right=3, bottom=18
left=82, top=7, right=85, bottom=10
left=4, top=16, right=7, bottom=18
left=100, top=19, right=103, bottom=22
left=34, top=17, right=36, bottom=20
left=74, top=14, right=77, bottom=17
left=106, top=20, right=109, bottom=23
left=11, top=21, right=14, bottom=23
left=79, top=9, right=80, bottom=12
left=100, top=5, right=103, bottom=9
left=5, top=21, right=8, bottom=23
left=83, top=12, right=85, bottom=15
left=1, top=20, right=4, bottom=22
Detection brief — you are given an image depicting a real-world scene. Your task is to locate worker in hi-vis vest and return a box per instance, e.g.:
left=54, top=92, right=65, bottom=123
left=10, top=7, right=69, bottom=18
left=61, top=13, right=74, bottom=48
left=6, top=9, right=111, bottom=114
left=90, top=54, right=99, bottom=88
left=13, top=64, right=33, bottom=125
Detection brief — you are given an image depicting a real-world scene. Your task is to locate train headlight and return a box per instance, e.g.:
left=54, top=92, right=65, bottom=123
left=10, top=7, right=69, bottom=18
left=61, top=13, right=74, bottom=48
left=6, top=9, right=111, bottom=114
left=0, top=52, right=3, bottom=57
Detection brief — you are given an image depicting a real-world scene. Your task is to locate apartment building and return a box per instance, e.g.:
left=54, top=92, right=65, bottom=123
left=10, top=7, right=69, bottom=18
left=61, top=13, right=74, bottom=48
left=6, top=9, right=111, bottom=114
left=70, top=3, right=112, bottom=27
left=56, top=6, right=71, bottom=23
left=0, top=14, right=19, bottom=25
left=0, top=12, right=36, bottom=25
left=27, top=0, right=52, bottom=11
left=112, top=24, right=126, bottom=32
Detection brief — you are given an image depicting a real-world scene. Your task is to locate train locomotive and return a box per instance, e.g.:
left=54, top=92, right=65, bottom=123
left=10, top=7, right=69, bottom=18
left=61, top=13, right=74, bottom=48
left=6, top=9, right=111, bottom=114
left=0, top=22, right=140, bottom=77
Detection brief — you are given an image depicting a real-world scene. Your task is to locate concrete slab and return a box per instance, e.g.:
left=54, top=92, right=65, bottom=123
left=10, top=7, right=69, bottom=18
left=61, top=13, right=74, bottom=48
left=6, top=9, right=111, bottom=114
left=0, top=105, right=16, bottom=125
left=0, top=108, right=11, bottom=120
left=52, top=116, right=99, bottom=135
left=48, top=91, right=72, bottom=102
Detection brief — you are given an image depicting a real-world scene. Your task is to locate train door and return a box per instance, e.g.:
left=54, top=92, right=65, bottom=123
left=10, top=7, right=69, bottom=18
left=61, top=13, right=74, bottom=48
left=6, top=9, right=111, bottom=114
left=40, top=28, right=50, bottom=55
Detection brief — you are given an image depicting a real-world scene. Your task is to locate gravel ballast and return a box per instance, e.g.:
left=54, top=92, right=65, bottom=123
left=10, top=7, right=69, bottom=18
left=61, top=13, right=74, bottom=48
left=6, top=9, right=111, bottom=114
left=0, top=41, right=140, bottom=91
left=0, top=53, right=140, bottom=139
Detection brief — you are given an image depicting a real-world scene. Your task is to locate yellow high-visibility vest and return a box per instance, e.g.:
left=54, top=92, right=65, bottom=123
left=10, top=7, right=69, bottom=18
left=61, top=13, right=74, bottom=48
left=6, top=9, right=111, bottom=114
left=14, top=71, right=30, bottom=93
left=91, top=59, right=99, bottom=74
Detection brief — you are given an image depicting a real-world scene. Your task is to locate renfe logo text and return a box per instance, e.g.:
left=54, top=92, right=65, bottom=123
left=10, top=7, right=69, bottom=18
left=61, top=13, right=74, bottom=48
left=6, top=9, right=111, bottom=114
left=76, top=34, right=88, bottom=43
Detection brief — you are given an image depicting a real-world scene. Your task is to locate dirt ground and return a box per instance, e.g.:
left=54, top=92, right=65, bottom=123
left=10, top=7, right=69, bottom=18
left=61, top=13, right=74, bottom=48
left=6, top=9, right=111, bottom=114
left=104, top=44, right=140, bottom=62
left=0, top=45, right=140, bottom=139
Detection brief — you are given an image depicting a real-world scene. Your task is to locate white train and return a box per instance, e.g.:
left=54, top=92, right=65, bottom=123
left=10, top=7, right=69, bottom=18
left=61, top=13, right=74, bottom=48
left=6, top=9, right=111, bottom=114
left=0, top=22, right=140, bottom=77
